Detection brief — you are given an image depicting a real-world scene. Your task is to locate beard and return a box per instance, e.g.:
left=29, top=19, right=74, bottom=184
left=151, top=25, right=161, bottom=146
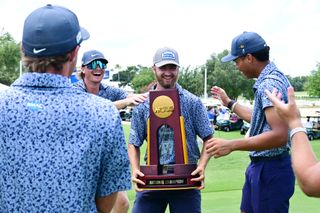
left=162, top=83, right=173, bottom=89
left=156, top=75, right=177, bottom=89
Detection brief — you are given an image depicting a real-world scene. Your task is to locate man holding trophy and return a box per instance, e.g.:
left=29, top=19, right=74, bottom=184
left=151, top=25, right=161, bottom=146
left=128, top=47, right=213, bottom=213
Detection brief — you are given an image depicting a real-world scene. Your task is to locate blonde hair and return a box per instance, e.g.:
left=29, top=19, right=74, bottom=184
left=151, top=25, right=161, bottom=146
left=76, top=68, right=85, bottom=80
left=21, top=51, right=70, bottom=73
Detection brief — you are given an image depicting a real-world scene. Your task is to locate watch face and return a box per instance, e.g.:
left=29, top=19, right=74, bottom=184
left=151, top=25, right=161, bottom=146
left=152, top=95, right=174, bottom=119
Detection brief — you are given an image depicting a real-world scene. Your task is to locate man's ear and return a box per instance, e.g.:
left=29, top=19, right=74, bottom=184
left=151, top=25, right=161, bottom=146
left=246, top=54, right=254, bottom=63
left=80, top=66, right=85, bottom=73
left=70, top=45, right=80, bottom=62
left=152, top=65, right=156, bottom=74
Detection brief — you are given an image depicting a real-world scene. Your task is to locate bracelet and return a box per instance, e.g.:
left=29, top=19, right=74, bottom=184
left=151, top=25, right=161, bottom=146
left=231, top=102, right=238, bottom=112
left=227, top=100, right=237, bottom=110
left=290, top=127, right=307, bottom=140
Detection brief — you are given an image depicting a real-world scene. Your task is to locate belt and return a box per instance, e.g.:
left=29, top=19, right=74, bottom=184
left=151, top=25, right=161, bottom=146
left=249, top=151, right=289, bottom=162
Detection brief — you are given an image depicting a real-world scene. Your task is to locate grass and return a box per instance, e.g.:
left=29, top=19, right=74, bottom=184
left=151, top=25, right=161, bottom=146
left=294, top=91, right=320, bottom=100
left=294, top=91, right=309, bottom=97
left=122, top=123, right=320, bottom=212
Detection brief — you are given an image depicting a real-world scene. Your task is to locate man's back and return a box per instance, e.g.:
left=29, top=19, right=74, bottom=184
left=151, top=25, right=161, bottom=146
left=0, top=73, right=130, bottom=212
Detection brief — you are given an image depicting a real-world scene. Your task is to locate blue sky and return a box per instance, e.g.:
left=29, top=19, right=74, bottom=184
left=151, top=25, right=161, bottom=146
left=1, top=0, right=319, bottom=76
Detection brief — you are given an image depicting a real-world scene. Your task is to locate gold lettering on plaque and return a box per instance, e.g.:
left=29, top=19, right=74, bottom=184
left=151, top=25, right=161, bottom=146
left=152, top=95, right=174, bottom=118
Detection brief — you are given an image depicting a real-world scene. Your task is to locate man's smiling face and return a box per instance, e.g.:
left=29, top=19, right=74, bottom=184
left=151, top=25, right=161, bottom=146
left=83, top=60, right=106, bottom=83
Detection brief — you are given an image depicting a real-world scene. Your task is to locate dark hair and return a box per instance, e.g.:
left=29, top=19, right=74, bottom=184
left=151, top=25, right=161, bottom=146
left=251, top=46, right=270, bottom=62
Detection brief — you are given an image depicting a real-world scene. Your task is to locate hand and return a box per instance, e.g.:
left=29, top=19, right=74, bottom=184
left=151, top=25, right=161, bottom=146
left=205, top=138, right=233, bottom=158
left=191, top=166, right=205, bottom=190
left=126, top=93, right=148, bottom=106
left=131, top=169, right=145, bottom=192
left=265, top=87, right=302, bottom=129
left=210, top=86, right=231, bottom=107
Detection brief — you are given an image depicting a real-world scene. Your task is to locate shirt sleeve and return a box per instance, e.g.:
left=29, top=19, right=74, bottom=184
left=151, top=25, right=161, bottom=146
left=259, top=78, right=288, bottom=110
left=129, top=105, right=147, bottom=147
left=111, top=87, right=128, bottom=101
left=96, top=105, right=131, bottom=197
left=192, top=98, right=214, bottom=140
left=72, top=80, right=86, bottom=92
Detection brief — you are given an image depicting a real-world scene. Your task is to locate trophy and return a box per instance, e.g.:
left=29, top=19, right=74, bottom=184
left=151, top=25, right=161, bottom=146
left=137, top=88, right=201, bottom=190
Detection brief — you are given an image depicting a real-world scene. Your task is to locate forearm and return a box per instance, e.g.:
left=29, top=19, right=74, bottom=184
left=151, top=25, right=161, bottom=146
left=232, top=103, right=252, bottom=123
left=128, top=144, right=141, bottom=170
left=230, top=130, right=288, bottom=152
left=233, top=106, right=289, bottom=151
left=198, top=141, right=211, bottom=169
left=113, top=99, right=130, bottom=110
left=291, top=131, right=320, bottom=197
left=96, top=192, right=118, bottom=213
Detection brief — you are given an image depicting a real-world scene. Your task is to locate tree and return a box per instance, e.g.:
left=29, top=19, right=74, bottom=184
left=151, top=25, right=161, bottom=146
left=286, top=75, right=308, bottom=92
left=202, top=53, right=218, bottom=97
left=240, top=79, right=255, bottom=101
left=0, top=32, right=21, bottom=85
left=305, top=65, right=320, bottom=97
left=205, top=50, right=255, bottom=101
left=131, top=67, right=154, bottom=93
left=178, top=66, right=204, bottom=97
left=113, top=65, right=141, bottom=87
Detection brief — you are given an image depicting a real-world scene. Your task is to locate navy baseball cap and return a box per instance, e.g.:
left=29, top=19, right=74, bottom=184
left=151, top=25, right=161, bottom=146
left=22, top=4, right=90, bottom=57
left=81, top=50, right=108, bottom=66
left=221, top=32, right=267, bottom=62
left=153, top=47, right=180, bottom=67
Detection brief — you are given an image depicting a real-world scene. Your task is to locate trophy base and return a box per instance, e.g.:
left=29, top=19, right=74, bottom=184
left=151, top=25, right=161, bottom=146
left=137, top=164, right=201, bottom=190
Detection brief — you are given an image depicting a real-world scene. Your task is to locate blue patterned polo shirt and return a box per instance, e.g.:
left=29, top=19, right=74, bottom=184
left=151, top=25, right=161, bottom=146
left=129, top=83, right=213, bottom=164
left=0, top=73, right=131, bottom=213
left=249, top=62, right=291, bottom=157
left=73, top=80, right=128, bottom=101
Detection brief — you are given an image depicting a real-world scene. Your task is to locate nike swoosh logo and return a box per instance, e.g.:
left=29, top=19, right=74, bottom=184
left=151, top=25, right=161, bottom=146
left=91, top=54, right=98, bottom=57
left=33, top=48, right=46, bottom=54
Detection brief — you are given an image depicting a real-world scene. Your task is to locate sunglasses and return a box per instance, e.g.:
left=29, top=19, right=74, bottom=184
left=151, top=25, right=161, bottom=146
left=86, top=60, right=107, bottom=70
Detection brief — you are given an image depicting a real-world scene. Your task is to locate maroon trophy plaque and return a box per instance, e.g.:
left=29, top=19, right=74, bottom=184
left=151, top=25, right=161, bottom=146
left=137, top=88, right=201, bottom=190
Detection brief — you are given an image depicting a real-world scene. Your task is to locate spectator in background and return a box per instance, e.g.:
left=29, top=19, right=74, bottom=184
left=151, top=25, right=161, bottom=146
left=212, top=106, right=219, bottom=124
left=0, top=4, right=131, bottom=212
left=217, top=107, right=229, bottom=120
left=207, top=106, right=215, bottom=125
left=266, top=87, right=320, bottom=197
left=314, top=120, right=320, bottom=130
left=229, top=112, right=239, bottom=123
left=304, top=117, right=313, bottom=129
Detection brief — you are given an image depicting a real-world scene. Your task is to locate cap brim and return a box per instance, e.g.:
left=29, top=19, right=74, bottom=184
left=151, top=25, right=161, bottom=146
left=80, top=27, right=90, bottom=42
left=83, top=57, right=108, bottom=66
left=155, top=60, right=180, bottom=67
left=221, top=54, right=238, bottom=63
